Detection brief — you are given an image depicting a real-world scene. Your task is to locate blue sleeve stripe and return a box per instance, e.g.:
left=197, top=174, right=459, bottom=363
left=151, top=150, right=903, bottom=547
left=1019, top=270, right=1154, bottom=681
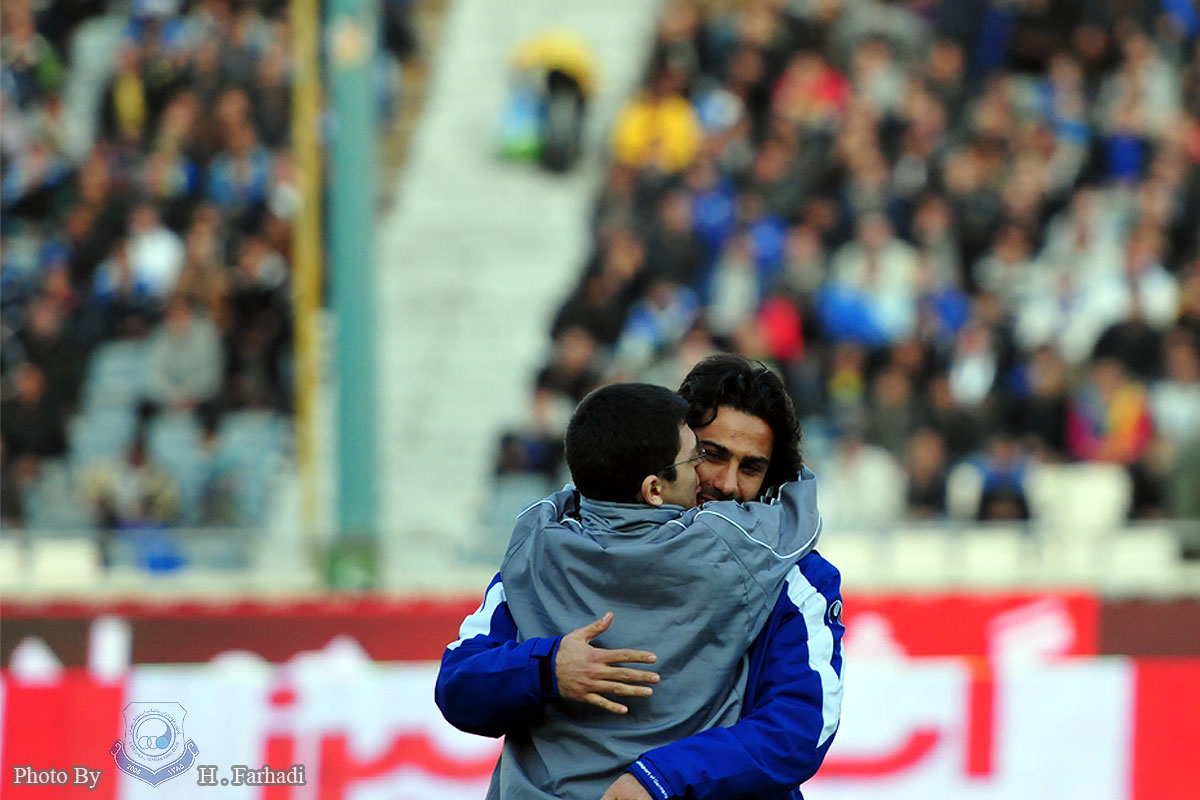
left=446, top=576, right=507, bottom=651
left=785, top=564, right=843, bottom=747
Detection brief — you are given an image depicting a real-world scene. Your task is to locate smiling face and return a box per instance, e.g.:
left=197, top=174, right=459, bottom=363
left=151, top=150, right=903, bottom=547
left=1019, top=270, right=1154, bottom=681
left=693, top=406, right=774, bottom=504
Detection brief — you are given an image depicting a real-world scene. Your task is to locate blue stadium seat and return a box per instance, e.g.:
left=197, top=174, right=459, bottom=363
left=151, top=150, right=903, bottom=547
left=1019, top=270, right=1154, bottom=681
left=218, top=411, right=289, bottom=526
left=81, top=340, right=150, bottom=412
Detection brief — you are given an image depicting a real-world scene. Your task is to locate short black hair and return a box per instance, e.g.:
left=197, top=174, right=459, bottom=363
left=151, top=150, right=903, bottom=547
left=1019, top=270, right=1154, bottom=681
left=565, top=383, right=689, bottom=503
left=678, top=354, right=802, bottom=495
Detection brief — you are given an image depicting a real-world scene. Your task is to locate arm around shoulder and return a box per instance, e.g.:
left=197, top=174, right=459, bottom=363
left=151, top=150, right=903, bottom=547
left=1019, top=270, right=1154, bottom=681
left=627, top=552, right=845, bottom=799
left=434, top=573, right=561, bottom=737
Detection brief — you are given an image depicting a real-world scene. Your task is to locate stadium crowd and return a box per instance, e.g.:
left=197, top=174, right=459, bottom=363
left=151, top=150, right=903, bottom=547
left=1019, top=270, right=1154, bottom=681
left=507, top=0, right=1200, bottom=526
left=0, top=0, right=410, bottom=538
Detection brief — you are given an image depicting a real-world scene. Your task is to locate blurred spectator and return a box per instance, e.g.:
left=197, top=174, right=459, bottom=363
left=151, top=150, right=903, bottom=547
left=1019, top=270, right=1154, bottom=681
left=818, top=425, right=906, bottom=526
left=1066, top=357, right=1154, bottom=465
left=226, top=235, right=290, bottom=410
left=142, top=294, right=224, bottom=424
left=919, top=371, right=982, bottom=462
left=1005, top=346, right=1071, bottom=459
left=946, top=322, right=1000, bottom=409
left=174, top=205, right=231, bottom=331
left=707, top=231, right=760, bottom=340
left=0, top=363, right=67, bottom=467
left=19, top=295, right=84, bottom=411
left=611, top=65, right=702, bottom=174
left=610, top=279, right=699, bottom=377
left=252, top=39, right=291, bottom=149
left=775, top=223, right=826, bottom=305
left=100, top=45, right=149, bottom=146
left=1149, top=329, right=1200, bottom=518
left=81, top=433, right=179, bottom=532
left=195, top=422, right=238, bottom=527
left=864, top=363, right=918, bottom=458
left=0, top=438, right=25, bottom=528
left=63, top=150, right=129, bottom=289
left=207, top=118, right=272, bottom=228
left=552, top=229, right=644, bottom=346
left=905, top=428, right=948, bottom=519
left=532, top=326, right=601, bottom=439
left=127, top=201, right=186, bottom=300
left=772, top=50, right=848, bottom=133
left=645, top=188, right=706, bottom=287
left=972, top=223, right=1042, bottom=307
left=946, top=433, right=1034, bottom=523
left=821, top=212, right=919, bottom=345
left=753, top=295, right=805, bottom=367
left=92, top=237, right=159, bottom=338
left=0, top=0, right=65, bottom=110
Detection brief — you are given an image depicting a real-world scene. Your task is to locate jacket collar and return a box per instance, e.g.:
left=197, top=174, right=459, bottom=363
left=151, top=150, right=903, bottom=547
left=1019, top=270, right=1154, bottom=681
left=577, top=496, right=686, bottom=534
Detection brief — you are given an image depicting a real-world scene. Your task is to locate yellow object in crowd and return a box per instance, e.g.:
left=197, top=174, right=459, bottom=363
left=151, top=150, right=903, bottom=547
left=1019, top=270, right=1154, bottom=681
left=510, top=30, right=599, bottom=100
left=113, top=72, right=147, bottom=142
left=611, top=92, right=703, bottom=173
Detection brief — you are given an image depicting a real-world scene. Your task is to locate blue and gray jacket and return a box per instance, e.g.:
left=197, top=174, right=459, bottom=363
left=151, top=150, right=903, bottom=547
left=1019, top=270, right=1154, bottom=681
left=436, top=468, right=844, bottom=799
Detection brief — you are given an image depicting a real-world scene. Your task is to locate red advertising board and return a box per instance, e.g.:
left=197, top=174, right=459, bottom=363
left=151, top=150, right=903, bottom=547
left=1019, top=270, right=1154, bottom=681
left=0, top=591, right=1102, bottom=665
left=1, top=658, right=1195, bottom=799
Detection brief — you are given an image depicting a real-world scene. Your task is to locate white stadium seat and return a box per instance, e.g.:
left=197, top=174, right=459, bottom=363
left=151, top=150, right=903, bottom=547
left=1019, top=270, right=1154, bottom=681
left=1026, top=462, right=1132, bottom=538
left=960, top=528, right=1031, bottom=588
left=888, top=528, right=956, bottom=590
left=1101, top=527, right=1180, bottom=594
left=816, top=530, right=884, bottom=591
left=29, top=538, right=103, bottom=592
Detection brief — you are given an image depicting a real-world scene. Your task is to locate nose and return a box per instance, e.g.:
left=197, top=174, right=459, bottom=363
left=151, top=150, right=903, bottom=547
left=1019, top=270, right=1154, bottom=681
left=709, top=463, right=739, bottom=498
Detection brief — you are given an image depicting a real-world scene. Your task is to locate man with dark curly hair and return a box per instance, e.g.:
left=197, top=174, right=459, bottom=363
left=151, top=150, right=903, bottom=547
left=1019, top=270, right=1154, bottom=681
left=438, top=356, right=844, bottom=800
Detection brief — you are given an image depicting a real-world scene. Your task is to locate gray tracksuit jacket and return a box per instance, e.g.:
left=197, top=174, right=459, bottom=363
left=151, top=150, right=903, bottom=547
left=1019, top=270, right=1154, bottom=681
left=489, top=467, right=822, bottom=799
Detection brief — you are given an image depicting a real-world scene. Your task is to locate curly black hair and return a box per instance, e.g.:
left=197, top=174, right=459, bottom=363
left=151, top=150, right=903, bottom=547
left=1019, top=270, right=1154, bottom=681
left=677, top=354, right=802, bottom=496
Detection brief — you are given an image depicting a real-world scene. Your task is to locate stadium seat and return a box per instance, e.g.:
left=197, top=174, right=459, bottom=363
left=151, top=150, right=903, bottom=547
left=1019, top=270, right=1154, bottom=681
left=1101, top=527, right=1180, bottom=594
left=1026, top=463, right=1131, bottom=538
left=68, top=407, right=139, bottom=470
left=80, top=340, right=150, bottom=412
left=887, top=528, right=957, bottom=589
left=147, top=413, right=205, bottom=524
left=960, top=527, right=1031, bottom=588
left=0, top=537, right=25, bottom=589
left=1036, top=529, right=1099, bottom=586
left=815, top=530, right=884, bottom=591
left=218, top=411, right=288, bottom=526
left=23, top=458, right=90, bottom=531
left=28, top=538, right=103, bottom=591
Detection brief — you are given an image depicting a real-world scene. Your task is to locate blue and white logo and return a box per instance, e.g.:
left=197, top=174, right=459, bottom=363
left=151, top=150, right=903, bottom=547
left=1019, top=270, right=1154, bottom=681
left=111, top=702, right=198, bottom=787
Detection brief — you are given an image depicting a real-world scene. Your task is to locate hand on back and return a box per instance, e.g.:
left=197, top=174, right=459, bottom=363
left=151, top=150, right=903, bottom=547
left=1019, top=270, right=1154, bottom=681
left=555, top=611, right=659, bottom=715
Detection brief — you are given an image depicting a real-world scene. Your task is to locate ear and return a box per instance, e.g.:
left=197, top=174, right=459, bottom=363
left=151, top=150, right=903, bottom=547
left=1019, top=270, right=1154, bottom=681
left=640, top=474, right=664, bottom=507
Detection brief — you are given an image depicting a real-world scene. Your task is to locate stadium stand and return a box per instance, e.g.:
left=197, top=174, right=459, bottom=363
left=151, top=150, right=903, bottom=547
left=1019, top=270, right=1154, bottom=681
left=0, top=0, right=413, bottom=569
left=495, top=0, right=1200, bottom=561
left=3, top=0, right=1198, bottom=593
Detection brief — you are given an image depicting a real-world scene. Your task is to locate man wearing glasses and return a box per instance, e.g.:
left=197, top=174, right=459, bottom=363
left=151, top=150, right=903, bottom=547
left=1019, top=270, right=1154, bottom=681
left=438, top=358, right=843, bottom=800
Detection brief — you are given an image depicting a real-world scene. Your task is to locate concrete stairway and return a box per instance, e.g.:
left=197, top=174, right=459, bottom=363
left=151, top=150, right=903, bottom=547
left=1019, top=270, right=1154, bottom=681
left=373, top=0, right=661, bottom=581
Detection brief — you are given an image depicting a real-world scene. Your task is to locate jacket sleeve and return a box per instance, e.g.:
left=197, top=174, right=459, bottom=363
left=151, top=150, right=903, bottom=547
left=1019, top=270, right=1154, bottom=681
left=627, top=553, right=845, bottom=800
left=694, top=468, right=822, bottom=591
left=434, top=572, right=562, bottom=738
left=692, top=468, right=823, bottom=637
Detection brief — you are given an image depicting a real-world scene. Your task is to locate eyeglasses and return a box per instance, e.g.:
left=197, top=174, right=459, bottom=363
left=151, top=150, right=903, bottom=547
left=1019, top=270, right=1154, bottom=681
left=660, top=448, right=707, bottom=474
